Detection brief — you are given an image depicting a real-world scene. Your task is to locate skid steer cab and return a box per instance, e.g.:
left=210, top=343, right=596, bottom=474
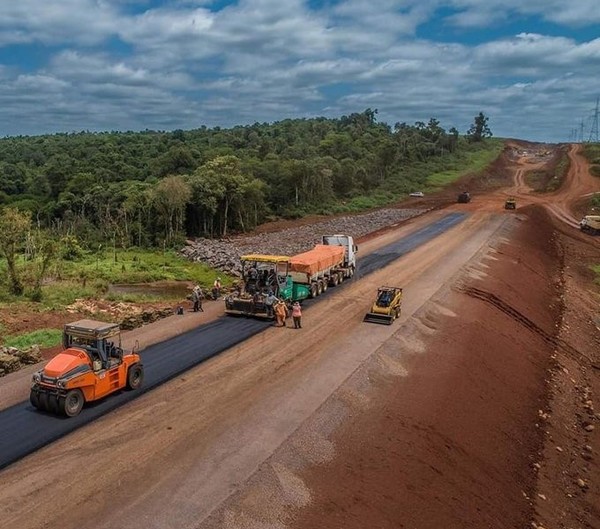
left=30, top=319, right=143, bottom=417
left=364, top=286, right=403, bottom=325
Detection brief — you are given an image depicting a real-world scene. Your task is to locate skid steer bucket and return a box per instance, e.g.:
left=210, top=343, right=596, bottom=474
left=363, top=312, right=395, bottom=325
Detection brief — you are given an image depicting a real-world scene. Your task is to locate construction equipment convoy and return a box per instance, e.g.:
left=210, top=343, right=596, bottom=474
left=580, top=215, right=600, bottom=235
left=224, top=234, right=357, bottom=319
left=364, top=286, right=403, bottom=325
left=30, top=320, right=143, bottom=417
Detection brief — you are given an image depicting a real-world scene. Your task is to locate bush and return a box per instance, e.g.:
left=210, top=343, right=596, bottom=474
left=60, top=235, right=84, bottom=261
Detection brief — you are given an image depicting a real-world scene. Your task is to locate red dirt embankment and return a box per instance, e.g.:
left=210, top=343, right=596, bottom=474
left=287, top=206, right=564, bottom=529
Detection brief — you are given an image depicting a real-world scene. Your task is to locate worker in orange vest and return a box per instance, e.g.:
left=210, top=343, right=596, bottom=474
left=274, top=300, right=288, bottom=327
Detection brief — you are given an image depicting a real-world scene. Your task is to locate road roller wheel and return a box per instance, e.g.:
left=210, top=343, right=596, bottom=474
left=61, top=389, right=84, bottom=417
left=126, top=364, right=144, bottom=390
left=29, top=390, right=40, bottom=410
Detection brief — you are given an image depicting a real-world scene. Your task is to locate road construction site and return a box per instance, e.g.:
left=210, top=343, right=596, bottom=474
left=0, top=143, right=599, bottom=529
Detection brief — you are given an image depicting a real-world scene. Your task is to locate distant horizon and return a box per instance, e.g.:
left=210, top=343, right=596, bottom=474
left=1, top=1, right=599, bottom=142
left=0, top=118, right=575, bottom=147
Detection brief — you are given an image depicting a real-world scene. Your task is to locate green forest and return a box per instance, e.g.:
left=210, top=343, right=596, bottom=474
left=0, top=109, right=498, bottom=246
left=0, top=109, right=500, bottom=303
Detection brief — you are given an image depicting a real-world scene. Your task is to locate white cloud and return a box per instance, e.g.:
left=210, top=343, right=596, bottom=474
left=446, top=0, right=600, bottom=27
left=0, top=1, right=120, bottom=46
left=0, top=0, right=598, bottom=140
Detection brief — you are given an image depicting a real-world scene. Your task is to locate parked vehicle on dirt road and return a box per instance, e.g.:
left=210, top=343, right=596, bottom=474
left=579, top=215, right=600, bottom=235
left=225, top=235, right=357, bottom=319
left=30, top=320, right=143, bottom=417
left=504, top=197, right=517, bottom=210
left=363, top=286, right=403, bottom=325
left=457, top=191, right=471, bottom=203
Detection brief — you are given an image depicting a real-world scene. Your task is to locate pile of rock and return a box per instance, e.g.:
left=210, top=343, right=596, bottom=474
left=182, top=207, right=425, bottom=275
left=120, top=307, right=174, bottom=330
left=0, top=345, right=43, bottom=377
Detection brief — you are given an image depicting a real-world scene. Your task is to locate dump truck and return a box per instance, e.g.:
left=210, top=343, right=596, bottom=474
left=30, top=320, right=143, bottom=417
left=580, top=215, right=600, bottom=235
left=504, top=197, right=516, bottom=209
left=224, top=234, right=357, bottom=319
left=364, top=286, right=403, bottom=325
left=457, top=191, right=471, bottom=203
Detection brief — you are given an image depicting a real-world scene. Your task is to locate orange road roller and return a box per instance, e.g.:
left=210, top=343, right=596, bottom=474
left=30, top=319, right=143, bottom=417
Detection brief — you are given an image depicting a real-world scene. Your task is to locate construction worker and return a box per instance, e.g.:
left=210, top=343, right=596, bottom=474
left=193, top=285, right=204, bottom=312
left=274, top=300, right=288, bottom=327
left=292, top=301, right=302, bottom=329
left=212, top=277, right=222, bottom=300
left=265, top=290, right=278, bottom=318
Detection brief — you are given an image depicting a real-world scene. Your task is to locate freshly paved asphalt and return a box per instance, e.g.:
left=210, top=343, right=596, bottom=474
left=0, top=212, right=466, bottom=470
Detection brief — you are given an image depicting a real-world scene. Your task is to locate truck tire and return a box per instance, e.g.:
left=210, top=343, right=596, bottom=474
left=60, top=389, right=84, bottom=417
left=126, top=364, right=144, bottom=390
left=348, top=267, right=355, bottom=278
left=321, top=280, right=328, bottom=293
left=310, top=283, right=318, bottom=298
left=338, top=272, right=344, bottom=284
left=317, top=281, right=323, bottom=296
left=331, top=274, right=339, bottom=287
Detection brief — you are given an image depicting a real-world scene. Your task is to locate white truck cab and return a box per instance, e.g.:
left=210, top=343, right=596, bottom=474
left=322, top=234, right=358, bottom=268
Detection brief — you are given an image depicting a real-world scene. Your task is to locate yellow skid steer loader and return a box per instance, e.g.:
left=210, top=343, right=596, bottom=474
left=364, top=286, right=403, bottom=325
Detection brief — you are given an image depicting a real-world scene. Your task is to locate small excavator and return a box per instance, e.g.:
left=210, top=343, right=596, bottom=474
left=504, top=197, right=517, bottom=209
left=364, top=286, right=403, bottom=325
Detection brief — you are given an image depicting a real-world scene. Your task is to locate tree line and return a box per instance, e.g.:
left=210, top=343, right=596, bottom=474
left=0, top=110, right=492, bottom=253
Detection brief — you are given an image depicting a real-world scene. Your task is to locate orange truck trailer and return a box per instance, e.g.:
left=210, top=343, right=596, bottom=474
left=30, top=319, right=143, bottom=417
left=225, top=234, right=358, bottom=318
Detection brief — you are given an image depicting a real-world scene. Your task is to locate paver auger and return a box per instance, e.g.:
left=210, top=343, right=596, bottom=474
left=363, top=286, right=403, bottom=325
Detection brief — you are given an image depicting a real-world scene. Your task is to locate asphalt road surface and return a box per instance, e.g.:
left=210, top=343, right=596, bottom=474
left=0, top=212, right=466, bottom=470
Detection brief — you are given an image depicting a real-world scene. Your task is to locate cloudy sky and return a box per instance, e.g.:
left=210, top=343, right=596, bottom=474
left=0, top=0, right=599, bottom=141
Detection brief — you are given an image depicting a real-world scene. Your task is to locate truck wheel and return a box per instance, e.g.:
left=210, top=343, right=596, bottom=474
left=29, top=389, right=40, bottom=409
left=126, top=364, right=144, bottom=390
left=310, top=283, right=318, bottom=298
left=348, top=267, right=355, bottom=278
left=338, top=272, right=344, bottom=284
left=317, top=281, right=323, bottom=295
left=331, top=274, right=339, bottom=287
left=60, top=389, right=84, bottom=417
left=321, top=280, right=328, bottom=293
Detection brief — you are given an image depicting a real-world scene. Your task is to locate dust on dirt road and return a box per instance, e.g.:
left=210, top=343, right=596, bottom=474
left=0, top=141, right=598, bottom=529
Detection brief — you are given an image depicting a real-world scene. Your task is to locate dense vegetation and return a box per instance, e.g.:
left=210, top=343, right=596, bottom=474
left=0, top=110, right=501, bottom=302
left=0, top=110, right=498, bottom=245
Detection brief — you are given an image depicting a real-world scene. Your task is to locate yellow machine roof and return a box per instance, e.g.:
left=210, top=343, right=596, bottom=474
left=241, top=254, right=290, bottom=263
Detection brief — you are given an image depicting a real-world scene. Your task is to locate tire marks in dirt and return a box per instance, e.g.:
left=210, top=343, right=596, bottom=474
left=457, top=286, right=597, bottom=369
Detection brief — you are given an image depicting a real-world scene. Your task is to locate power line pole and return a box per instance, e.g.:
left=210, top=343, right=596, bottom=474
left=589, top=97, right=599, bottom=143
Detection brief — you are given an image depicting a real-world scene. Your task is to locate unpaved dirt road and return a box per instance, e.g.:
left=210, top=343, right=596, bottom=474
left=0, top=141, right=598, bottom=529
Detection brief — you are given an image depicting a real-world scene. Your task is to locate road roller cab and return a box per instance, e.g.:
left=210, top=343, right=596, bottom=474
left=30, top=319, right=143, bottom=417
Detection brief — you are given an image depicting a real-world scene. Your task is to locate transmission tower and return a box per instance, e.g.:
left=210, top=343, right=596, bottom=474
left=589, top=97, right=599, bottom=143
left=579, top=120, right=585, bottom=143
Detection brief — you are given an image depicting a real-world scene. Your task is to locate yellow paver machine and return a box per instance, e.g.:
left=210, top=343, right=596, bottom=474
left=364, top=286, right=403, bottom=325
